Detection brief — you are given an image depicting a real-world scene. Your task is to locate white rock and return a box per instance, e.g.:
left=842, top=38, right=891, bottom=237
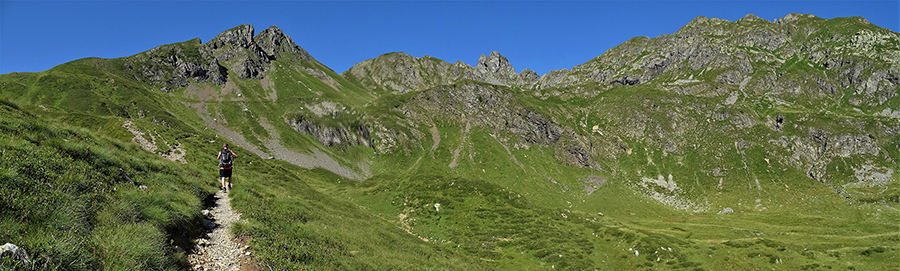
left=0, top=243, right=30, bottom=264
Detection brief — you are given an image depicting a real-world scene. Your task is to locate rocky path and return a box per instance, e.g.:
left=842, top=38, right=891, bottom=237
left=188, top=190, right=259, bottom=271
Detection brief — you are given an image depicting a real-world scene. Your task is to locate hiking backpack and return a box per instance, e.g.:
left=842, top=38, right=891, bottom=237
left=219, top=149, right=233, bottom=167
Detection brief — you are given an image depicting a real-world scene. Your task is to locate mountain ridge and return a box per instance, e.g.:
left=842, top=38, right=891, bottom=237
left=345, top=12, right=899, bottom=104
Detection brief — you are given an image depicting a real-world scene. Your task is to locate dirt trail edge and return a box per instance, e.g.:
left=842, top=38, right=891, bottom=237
left=188, top=190, right=260, bottom=271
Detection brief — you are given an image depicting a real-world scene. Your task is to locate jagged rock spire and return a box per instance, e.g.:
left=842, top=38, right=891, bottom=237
left=470, top=51, right=539, bottom=87
left=478, top=51, right=516, bottom=74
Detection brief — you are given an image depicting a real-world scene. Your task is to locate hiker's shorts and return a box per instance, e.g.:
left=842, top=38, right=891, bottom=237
left=219, top=168, right=233, bottom=178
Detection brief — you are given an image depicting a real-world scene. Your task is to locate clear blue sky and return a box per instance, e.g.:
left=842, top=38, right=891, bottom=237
left=1, top=1, right=898, bottom=75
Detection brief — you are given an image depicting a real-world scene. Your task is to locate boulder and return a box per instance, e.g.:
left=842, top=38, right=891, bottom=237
left=0, top=243, right=31, bottom=265
left=201, top=218, right=217, bottom=230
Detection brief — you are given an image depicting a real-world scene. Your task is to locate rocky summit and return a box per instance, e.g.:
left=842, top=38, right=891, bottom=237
left=1, top=13, right=898, bottom=270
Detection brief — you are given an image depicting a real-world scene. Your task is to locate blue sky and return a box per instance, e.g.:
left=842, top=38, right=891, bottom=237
left=1, top=1, right=898, bottom=75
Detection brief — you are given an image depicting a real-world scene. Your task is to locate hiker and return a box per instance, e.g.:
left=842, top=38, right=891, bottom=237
left=217, top=143, right=238, bottom=192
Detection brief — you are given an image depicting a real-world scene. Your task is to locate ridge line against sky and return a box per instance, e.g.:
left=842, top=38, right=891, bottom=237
left=1, top=1, right=898, bottom=75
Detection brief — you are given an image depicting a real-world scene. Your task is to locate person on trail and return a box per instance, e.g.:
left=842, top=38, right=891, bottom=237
left=217, top=143, right=238, bottom=192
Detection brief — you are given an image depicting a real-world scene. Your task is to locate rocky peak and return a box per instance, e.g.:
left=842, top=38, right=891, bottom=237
left=678, top=16, right=733, bottom=36
left=254, top=25, right=311, bottom=61
left=738, top=14, right=761, bottom=22
left=204, top=24, right=269, bottom=79
left=255, top=26, right=286, bottom=50
left=201, top=24, right=318, bottom=80
left=477, top=51, right=515, bottom=74
left=782, top=13, right=816, bottom=23
left=521, top=68, right=539, bottom=79
left=468, top=51, right=540, bottom=87
left=208, top=24, right=256, bottom=49
left=683, top=16, right=729, bottom=28
left=342, top=52, right=454, bottom=94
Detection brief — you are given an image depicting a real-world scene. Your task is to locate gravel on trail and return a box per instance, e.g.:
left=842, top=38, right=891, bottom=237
left=188, top=189, right=258, bottom=271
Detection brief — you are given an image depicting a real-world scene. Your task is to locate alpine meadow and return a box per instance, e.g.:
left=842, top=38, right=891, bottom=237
left=1, top=13, right=898, bottom=270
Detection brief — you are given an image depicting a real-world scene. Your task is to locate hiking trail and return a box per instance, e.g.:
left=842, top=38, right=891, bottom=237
left=188, top=189, right=261, bottom=271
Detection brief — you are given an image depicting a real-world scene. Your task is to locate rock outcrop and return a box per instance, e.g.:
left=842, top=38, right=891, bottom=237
left=125, top=38, right=227, bottom=87
left=464, top=51, right=540, bottom=87
left=255, top=26, right=312, bottom=61
left=343, top=51, right=540, bottom=94
left=205, top=24, right=312, bottom=80
left=205, top=25, right=271, bottom=79
left=406, top=82, right=592, bottom=167
left=286, top=117, right=373, bottom=148
left=342, top=52, right=458, bottom=94
left=125, top=24, right=318, bottom=86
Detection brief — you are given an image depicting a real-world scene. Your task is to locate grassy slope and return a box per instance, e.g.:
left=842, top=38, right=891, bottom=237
left=0, top=100, right=216, bottom=270
left=225, top=160, right=491, bottom=270
left=331, top=83, right=898, bottom=270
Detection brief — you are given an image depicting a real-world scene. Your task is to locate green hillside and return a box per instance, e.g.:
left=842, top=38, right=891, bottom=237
left=1, top=14, right=898, bottom=270
left=0, top=100, right=213, bottom=270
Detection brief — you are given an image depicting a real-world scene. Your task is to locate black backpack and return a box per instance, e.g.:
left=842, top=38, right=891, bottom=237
left=219, top=149, right=233, bottom=167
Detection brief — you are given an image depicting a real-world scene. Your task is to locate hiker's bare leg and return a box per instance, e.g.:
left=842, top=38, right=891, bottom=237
left=226, top=176, right=232, bottom=189
left=220, top=177, right=227, bottom=189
